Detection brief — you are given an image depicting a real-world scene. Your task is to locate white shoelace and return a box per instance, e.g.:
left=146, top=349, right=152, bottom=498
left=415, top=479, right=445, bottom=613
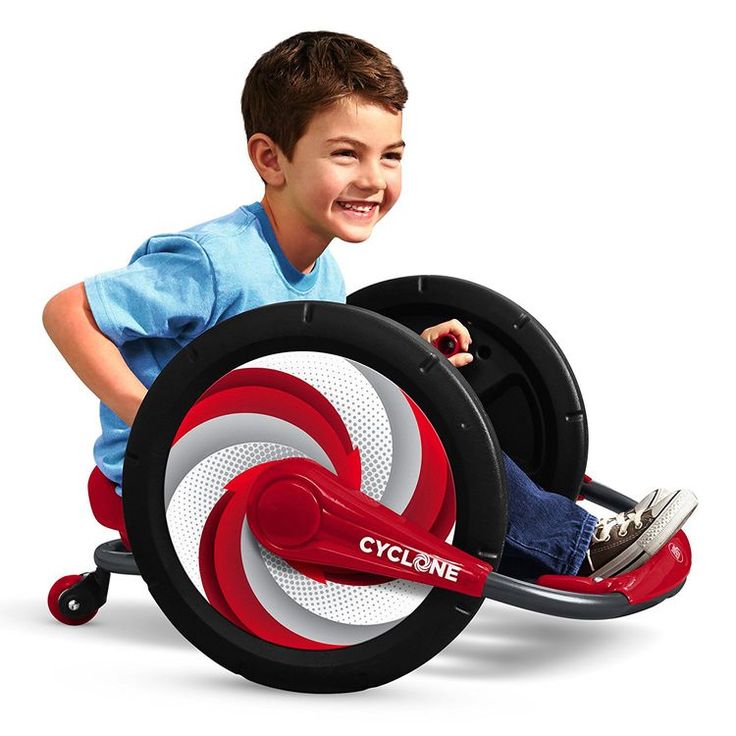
left=593, top=509, right=645, bottom=543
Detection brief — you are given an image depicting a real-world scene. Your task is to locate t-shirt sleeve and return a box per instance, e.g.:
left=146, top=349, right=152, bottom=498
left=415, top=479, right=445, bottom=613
left=83, top=234, right=218, bottom=346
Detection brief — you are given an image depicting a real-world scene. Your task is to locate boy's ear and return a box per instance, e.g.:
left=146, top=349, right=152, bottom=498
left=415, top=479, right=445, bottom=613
left=248, top=134, right=286, bottom=187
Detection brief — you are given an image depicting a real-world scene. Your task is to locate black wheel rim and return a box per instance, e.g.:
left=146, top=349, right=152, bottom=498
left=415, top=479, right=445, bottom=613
left=348, top=276, right=588, bottom=499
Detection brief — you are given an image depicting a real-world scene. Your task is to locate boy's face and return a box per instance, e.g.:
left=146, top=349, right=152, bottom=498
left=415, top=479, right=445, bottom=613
left=278, top=95, right=404, bottom=244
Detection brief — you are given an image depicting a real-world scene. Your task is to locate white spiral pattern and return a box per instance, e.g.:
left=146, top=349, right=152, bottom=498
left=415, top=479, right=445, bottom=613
left=164, top=351, right=448, bottom=644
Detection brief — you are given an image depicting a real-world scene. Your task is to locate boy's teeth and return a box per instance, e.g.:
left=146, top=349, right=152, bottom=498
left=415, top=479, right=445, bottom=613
left=339, top=202, right=374, bottom=211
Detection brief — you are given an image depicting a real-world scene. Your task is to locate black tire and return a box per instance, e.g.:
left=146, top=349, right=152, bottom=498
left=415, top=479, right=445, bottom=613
left=349, top=276, right=588, bottom=499
left=123, top=301, right=506, bottom=693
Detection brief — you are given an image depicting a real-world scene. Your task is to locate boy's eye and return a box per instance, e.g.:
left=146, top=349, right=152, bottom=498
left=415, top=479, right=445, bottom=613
left=332, top=149, right=402, bottom=161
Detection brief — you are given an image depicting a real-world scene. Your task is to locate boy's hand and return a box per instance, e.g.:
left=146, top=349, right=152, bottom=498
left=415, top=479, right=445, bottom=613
left=420, top=319, right=474, bottom=368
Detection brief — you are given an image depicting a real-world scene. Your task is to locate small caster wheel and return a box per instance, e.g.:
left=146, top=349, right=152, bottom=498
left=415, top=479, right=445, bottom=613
left=48, top=574, right=99, bottom=626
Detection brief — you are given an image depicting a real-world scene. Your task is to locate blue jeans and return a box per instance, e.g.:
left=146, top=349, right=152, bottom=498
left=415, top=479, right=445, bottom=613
left=498, top=452, right=597, bottom=579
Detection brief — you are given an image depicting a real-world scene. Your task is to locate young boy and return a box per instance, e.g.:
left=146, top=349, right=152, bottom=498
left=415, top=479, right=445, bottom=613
left=43, top=30, right=696, bottom=581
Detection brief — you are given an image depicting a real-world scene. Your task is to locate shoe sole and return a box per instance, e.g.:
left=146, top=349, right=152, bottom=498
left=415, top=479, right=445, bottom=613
left=592, top=489, right=698, bottom=579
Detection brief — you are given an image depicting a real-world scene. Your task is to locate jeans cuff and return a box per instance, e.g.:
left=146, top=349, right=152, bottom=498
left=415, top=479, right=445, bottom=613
left=563, top=510, right=598, bottom=575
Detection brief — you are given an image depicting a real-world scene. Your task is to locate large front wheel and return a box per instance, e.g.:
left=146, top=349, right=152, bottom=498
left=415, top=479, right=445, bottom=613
left=124, top=301, right=506, bottom=692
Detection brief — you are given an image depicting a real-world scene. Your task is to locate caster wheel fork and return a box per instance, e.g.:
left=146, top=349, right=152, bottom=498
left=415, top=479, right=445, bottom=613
left=48, top=568, right=110, bottom=626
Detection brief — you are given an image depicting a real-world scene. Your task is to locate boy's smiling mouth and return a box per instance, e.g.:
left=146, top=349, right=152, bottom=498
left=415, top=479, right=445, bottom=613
left=336, top=200, right=380, bottom=218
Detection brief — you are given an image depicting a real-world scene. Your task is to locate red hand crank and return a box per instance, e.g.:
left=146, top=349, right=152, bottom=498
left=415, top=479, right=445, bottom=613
left=433, top=332, right=462, bottom=357
left=232, top=458, right=492, bottom=597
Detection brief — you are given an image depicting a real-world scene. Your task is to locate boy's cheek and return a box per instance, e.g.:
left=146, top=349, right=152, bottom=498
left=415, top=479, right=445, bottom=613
left=380, top=191, right=400, bottom=217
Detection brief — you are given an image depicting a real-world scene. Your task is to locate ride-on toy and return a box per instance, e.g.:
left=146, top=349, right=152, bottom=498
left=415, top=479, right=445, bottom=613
left=48, top=276, right=693, bottom=693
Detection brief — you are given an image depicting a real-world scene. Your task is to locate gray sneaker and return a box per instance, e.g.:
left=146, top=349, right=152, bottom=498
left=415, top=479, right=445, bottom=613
left=578, top=489, right=698, bottom=579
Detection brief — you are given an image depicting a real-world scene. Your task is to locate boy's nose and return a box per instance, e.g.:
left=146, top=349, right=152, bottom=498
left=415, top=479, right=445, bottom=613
left=355, top=161, right=387, bottom=192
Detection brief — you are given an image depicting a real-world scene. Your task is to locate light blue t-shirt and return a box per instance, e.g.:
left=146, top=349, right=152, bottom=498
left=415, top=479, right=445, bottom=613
left=83, top=201, right=346, bottom=494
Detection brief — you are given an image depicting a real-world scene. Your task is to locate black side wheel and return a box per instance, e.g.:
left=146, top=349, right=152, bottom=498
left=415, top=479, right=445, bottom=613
left=349, top=276, right=588, bottom=499
left=124, top=301, right=506, bottom=693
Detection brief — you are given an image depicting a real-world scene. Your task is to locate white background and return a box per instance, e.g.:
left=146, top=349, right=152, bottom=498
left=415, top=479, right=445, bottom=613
left=2, top=0, right=733, bottom=732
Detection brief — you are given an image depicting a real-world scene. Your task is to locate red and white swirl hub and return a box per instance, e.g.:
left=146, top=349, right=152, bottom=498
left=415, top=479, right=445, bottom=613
left=163, top=352, right=490, bottom=650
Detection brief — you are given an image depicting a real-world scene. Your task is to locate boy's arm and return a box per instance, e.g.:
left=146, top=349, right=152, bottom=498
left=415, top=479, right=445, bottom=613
left=42, top=283, right=147, bottom=427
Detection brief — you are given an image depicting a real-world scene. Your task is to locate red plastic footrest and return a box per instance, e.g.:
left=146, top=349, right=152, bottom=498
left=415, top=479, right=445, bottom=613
left=537, top=530, right=691, bottom=605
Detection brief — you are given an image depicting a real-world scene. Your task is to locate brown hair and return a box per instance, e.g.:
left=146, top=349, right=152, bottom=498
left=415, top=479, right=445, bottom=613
left=242, top=31, right=408, bottom=161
